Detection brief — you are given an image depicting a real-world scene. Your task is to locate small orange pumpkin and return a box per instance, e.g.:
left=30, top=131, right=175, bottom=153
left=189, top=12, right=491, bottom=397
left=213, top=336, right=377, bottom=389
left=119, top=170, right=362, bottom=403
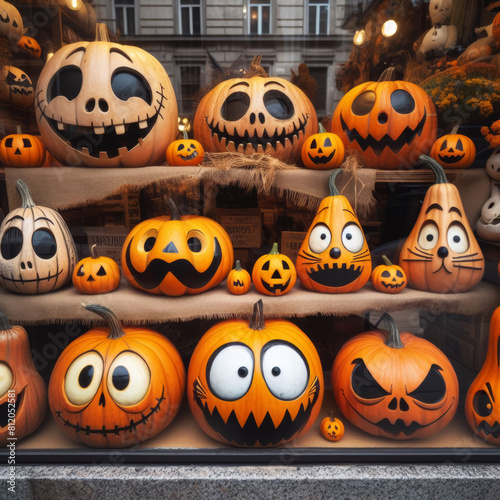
left=166, top=131, right=205, bottom=166
left=227, top=260, right=251, bottom=295
left=301, top=123, right=345, bottom=170
left=252, top=242, right=296, bottom=296
left=320, top=411, right=345, bottom=442
left=16, top=35, right=42, bottom=58
left=0, top=65, right=35, bottom=109
left=430, top=125, right=476, bottom=169
left=72, top=244, right=120, bottom=294
left=0, top=126, right=46, bottom=168
left=370, top=255, right=406, bottom=294
left=493, top=11, right=500, bottom=44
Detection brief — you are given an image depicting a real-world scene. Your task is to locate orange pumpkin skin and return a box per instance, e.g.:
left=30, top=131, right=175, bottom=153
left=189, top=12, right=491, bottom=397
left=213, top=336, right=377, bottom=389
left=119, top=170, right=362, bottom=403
left=301, top=124, right=345, bottom=170
left=493, top=12, right=500, bottom=44
left=0, top=65, right=35, bottom=109
left=320, top=412, right=345, bottom=442
left=399, top=155, right=484, bottom=293
left=48, top=305, right=185, bottom=448
left=72, top=245, right=120, bottom=294
left=122, top=199, right=233, bottom=296
left=0, top=129, right=46, bottom=168
left=166, top=132, right=205, bottom=166
left=252, top=243, right=296, bottom=296
left=193, top=57, right=318, bottom=163
left=430, top=132, right=476, bottom=169
left=227, top=260, right=251, bottom=295
left=332, top=314, right=459, bottom=440
left=16, top=35, right=42, bottom=58
left=331, top=79, right=437, bottom=170
left=296, top=169, right=372, bottom=293
left=465, top=306, right=500, bottom=445
left=0, top=311, right=47, bottom=446
left=187, top=300, right=324, bottom=447
left=370, top=255, right=406, bottom=294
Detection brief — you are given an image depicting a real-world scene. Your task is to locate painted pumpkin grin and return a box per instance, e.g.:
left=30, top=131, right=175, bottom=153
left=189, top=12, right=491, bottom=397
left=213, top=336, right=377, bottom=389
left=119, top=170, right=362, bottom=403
left=340, top=110, right=427, bottom=156
left=0, top=267, right=64, bottom=285
left=0, top=388, right=24, bottom=428
left=260, top=276, right=291, bottom=294
left=381, top=281, right=404, bottom=289
left=477, top=420, right=500, bottom=439
left=308, top=150, right=336, bottom=165
left=437, top=153, right=465, bottom=164
left=305, top=262, right=364, bottom=287
left=180, top=151, right=198, bottom=161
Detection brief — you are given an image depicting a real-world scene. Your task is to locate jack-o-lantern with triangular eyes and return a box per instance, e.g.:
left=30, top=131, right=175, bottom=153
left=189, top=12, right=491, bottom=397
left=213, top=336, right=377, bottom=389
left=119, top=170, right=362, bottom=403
left=193, top=55, right=317, bottom=163
left=0, top=0, right=23, bottom=45
left=430, top=126, right=476, bottom=169
left=35, top=23, right=178, bottom=168
left=166, top=131, right=205, bottom=166
left=0, top=127, right=46, bottom=168
left=0, top=66, right=35, bottom=109
left=188, top=300, right=324, bottom=447
left=16, top=35, right=42, bottom=59
left=332, top=313, right=459, bottom=440
left=296, top=169, right=372, bottom=293
left=301, top=123, right=345, bottom=170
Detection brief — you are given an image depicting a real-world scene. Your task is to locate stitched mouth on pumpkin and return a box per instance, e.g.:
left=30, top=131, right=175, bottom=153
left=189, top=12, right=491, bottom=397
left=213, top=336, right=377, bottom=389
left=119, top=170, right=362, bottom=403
left=306, top=262, right=363, bottom=287
left=308, top=151, right=336, bottom=165
left=438, top=153, right=465, bottom=164
left=261, top=277, right=291, bottom=294
left=54, top=387, right=165, bottom=437
left=0, top=389, right=24, bottom=428
left=340, top=110, right=427, bottom=156
left=205, top=113, right=308, bottom=152
left=0, top=268, right=64, bottom=285
left=477, top=420, right=500, bottom=439
left=193, top=377, right=320, bottom=447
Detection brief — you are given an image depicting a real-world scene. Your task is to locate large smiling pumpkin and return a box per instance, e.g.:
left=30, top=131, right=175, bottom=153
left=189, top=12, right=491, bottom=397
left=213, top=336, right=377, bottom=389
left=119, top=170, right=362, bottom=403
left=121, top=198, right=233, bottom=296
left=332, top=313, right=459, bottom=440
left=188, top=300, right=323, bottom=447
left=331, top=71, right=437, bottom=170
left=296, top=169, right=372, bottom=293
left=193, top=56, right=317, bottom=163
left=35, top=23, right=178, bottom=168
left=48, top=305, right=185, bottom=448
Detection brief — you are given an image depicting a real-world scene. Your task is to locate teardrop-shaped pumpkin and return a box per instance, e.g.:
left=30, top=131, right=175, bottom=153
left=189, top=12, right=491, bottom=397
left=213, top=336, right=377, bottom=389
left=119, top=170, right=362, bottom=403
left=227, top=260, right=251, bottom=294
left=398, top=154, right=484, bottom=293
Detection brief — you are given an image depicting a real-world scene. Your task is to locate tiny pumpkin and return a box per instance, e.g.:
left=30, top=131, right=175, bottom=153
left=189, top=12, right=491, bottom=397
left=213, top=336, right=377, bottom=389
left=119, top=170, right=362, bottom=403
left=166, top=131, right=205, bottom=166
left=227, top=260, right=251, bottom=295
left=0, top=65, right=35, bottom=109
left=72, top=244, right=120, bottom=294
left=16, top=35, right=42, bottom=58
left=301, top=123, right=345, bottom=170
left=0, top=126, right=46, bottom=168
left=370, top=255, right=406, bottom=294
left=430, top=124, right=476, bottom=169
left=252, top=242, right=296, bottom=296
left=320, top=411, right=345, bottom=442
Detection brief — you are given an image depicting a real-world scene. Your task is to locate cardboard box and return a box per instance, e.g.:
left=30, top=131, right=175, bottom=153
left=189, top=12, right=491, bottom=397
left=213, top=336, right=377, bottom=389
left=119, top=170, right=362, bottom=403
left=281, top=231, right=306, bottom=264
left=84, top=226, right=130, bottom=265
left=217, top=209, right=262, bottom=248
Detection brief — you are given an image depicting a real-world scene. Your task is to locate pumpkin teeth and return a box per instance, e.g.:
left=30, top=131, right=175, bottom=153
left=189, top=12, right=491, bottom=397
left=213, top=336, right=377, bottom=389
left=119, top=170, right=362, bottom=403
left=478, top=420, right=500, bottom=439
left=306, top=262, right=363, bottom=288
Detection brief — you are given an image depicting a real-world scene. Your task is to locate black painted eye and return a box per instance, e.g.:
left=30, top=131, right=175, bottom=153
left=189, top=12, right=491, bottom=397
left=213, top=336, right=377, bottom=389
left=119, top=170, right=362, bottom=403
left=324, top=137, right=332, bottom=148
left=440, top=139, right=448, bottom=151
left=4, top=138, right=12, bottom=148
left=221, top=91, right=250, bottom=121
left=77, top=264, right=85, bottom=276
left=352, top=359, right=390, bottom=399
left=396, top=270, right=404, bottom=277
left=48, top=65, right=82, bottom=103
left=22, top=139, right=32, bottom=148
left=78, top=365, right=94, bottom=389
left=282, top=260, right=290, bottom=270
left=188, top=237, right=202, bottom=252
left=178, top=144, right=185, bottom=151
left=96, top=266, right=107, bottom=276
left=262, top=261, right=270, bottom=271
left=456, top=139, right=463, bottom=151
left=407, top=364, right=446, bottom=404
left=473, top=390, right=493, bottom=417
left=64, top=351, right=103, bottom=406
left=352, top=91, right=376, bottom=115
left=310, top=139, right=317, bottom=149
left=32, top=229, right=57, bottom=259
left=381, top=270, right=391, bottom=278
left=1, top=227, right=23, bottom=260
left=111, top=69, right=152, bottom=104
left=264, top=90, right=294, bottom=120
left=144, top=236, right=156, bottom=252
left=390, top=90, right=415, bottom=114
left=112, top=365, right=130, bottom=391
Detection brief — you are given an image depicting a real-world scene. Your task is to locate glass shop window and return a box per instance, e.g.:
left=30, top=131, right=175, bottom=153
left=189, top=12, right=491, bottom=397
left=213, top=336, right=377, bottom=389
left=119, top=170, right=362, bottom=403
left=307, top=66, right=328, bottom=115
left=179, top=65, right=202, bottom=117
left=249, top=0, right=271, bottom=35
left=114, top=0, right=136, bottom=36
left=308, top=0, right=329, bottom=35
left=180, top=0, right=202, bottom=35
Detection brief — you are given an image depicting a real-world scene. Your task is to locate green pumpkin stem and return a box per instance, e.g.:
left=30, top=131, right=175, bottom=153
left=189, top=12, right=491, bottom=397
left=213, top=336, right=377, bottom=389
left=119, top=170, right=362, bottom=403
left=90, top=244, right=99, bottom=259
left=85, top=305, right=125, bottom=340
left=250, top=299, right=265, bottom=331
left=419, top=154, right=448, bottom=184
left=328, top=169, right=342, bottom=196
left=15, top=179, right=36, bottom=209
left=234, top=260, right=243, bottom=272
left=318, top=122, right=326, bottom=134
left=269, top=242, right=279, bottom=255
left=167, top=198, right=182, bottom=220
left=381, top=255, right=393, bottom=267
left=0, top=311, right=12, bottom=331
left=377, top=313, right=404, bottom=349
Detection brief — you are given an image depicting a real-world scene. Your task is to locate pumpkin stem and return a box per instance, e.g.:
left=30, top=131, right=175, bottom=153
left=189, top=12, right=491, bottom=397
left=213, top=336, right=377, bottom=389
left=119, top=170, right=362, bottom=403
left=16, top=125, right=22, bottom=135
left=328, top=410, right=336, bottom=421
left=15, top=179, right=36, bottom=209
left=318, top=122, right=326, bottom=134
left=234, top=260, right=243, bottom=272
left=328, top=169, right=342, bottom=196
left=250, top=299, right=265, bottom=331
left=95, top=23, right=110, bottom=43
left=419, top=154, right=448, bottom=184
left=269, top=242, right=279, bottom=255
left=0, top=311, right=12, bottom=331
left=450, top=122, right=461, bottom=135
left=167, top=198, right=182, bottom=220
left=377, top=313, right=404, bottom=349
left=85, top=305, right=125, bottom=340
left=381, top=255, right=393, bottom=267
left=378, top=67, right=397, bottom=82
left=182, top=130, right=189, bottom=140
left=90, top=244, right=99, bottom=259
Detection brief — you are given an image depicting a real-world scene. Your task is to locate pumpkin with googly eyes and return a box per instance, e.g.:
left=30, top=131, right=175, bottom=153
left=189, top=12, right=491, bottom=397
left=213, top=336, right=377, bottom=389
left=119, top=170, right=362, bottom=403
left=296, top=169, right=372, bottom=294
left=48, top=304, right=185, bottom=448
left=430, top=126, right=476, bottom=169
left=166, top=131, right=205, bottom=166
left=187, top=299, right=324, bottom=447
left=370, top=255, right=406, bottom=294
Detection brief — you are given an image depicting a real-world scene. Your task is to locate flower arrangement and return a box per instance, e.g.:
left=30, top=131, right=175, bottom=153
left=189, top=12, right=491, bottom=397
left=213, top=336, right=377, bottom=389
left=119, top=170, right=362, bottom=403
left=481, top=120, right=500, bottom=149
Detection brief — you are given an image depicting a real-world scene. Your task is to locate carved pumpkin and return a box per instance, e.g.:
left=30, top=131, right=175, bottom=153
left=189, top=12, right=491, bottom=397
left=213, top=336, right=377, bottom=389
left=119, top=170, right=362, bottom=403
left=0, top=0, right=23, bottom=44
left=166, top=131, right=205, bottom=166
left=35, top=24, right=178, bottom=168
left=0, top=311, right=47, bottom=446
left=0, top=179, right=78, bottom=294
left=16, top=35, right=42, bottom=58
left=477, top=148, right=500, bottom=242
left=227, top=260, right=251, bottom=295
left=370, top=255, right=407, bottom=294
left=301, top=123, right=345, bottom=170
left=72, top=244, right=120, bottom=294
left=48, top=304, right=185, bottom=448
left=122, top=198, right=234, bottom=296
left=187, top=299, right=324, bottom=447
left=0, top=126, right=46, bottom=168
left=331, top=71, right=437, bottom=169
left=296, top=169, right=372, bottom=293
left=430, top=126, right=476, bottom=169
left=399, top=154, right=484, bottom=293
left=332, top=313, right=459, bottom=440
left=0, top=66, right=35, bottom=109
left=320, top=412, right=345, bottom=442
left=193, top=55, right=318, bottom=163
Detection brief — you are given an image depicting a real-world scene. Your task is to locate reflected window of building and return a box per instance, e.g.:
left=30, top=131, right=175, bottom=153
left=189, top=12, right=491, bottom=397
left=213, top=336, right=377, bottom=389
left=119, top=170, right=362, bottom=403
left=180, top=0, right=202, bottom=35
left=179, top=65, right=202, bottom=116
left=307, top=66, right=328, bottom=115
left=249, top=0, right=271, bottom=35
left=308, top=0, right=329, bottom=35
left=115, top=0, right=136, bottom=36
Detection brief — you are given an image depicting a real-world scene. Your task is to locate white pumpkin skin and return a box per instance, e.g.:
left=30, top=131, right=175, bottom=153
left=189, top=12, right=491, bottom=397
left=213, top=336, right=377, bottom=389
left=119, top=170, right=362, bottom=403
left=477, top=148, right=500, bottom=242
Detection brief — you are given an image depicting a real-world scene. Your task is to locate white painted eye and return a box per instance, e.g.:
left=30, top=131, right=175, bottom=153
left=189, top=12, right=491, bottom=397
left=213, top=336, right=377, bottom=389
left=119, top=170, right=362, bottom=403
left=64, top=351, right=103, bottom=406
left=0, top=362, right=13, bottom=397
left=308, top=223, right=331, bottom=254
left=107, top=352, right=151, bottom=406
left=341, top=223, right=365, bottom=253
left=418, top=221, right=439, bottom=250
left=261, top=342, right=308, bottom=400
left=447, top=222, right=469, bottom=254
left=207, top=344, right=254, bottom=401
